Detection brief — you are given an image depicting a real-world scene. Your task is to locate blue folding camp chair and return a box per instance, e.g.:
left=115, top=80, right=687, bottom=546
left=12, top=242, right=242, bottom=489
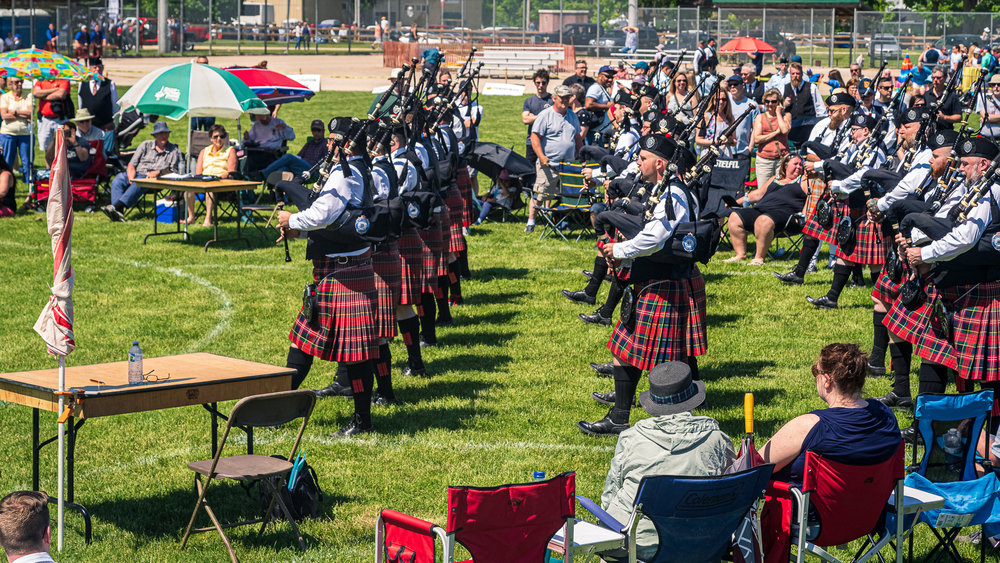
left=537, top=161, right=599, bottom=242
left=903, top=390, right=999, bottom=563
left=565, top=464, right=774, bottom=563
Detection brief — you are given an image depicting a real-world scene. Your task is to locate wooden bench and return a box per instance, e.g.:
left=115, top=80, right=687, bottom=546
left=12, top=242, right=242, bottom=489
left=475, top=47, right=566, bottom=78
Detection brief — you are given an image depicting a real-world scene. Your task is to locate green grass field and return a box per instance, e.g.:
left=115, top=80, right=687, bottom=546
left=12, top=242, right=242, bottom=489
left=0, top=91, right=986, bottom=561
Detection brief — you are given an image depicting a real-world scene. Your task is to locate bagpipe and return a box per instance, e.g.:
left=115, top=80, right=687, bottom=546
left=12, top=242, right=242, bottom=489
left=682, top=107, right=753, bottom=187
left=900, top=55, right=966, bottom=173
left=679, top=75, right=723, bottom=144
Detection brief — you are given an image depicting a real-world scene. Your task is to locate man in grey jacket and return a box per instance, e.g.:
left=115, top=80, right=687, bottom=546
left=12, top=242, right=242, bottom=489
left=599, top=361, right=736, bottom=561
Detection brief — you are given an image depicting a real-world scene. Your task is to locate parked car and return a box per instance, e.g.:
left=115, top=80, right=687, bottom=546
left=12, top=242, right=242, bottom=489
left=589, top=26, right=662, bottom=52
left=934, top=34, right=984, bottom=51
left=538, top=23, right=599, bottom=48
left=868, top=33, right=902, bottom=60
left=660, top=30, right=714, bottom=52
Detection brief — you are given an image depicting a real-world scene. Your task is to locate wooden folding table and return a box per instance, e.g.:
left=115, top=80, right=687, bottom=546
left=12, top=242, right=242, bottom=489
left=135, top=178, right=260, bottom=251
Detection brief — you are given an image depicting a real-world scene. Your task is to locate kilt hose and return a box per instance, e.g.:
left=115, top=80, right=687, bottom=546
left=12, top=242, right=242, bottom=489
left=885, top=280, right=958, bottom=369
left=289, top=253, right=378, bottom=363
left=608, top=278, right=690, bottom=371
left=417, top=218, right=442, bottom=295
left=372, top=241, right=402, bottom=339
left=950, top=281, right=1000, bottom=383
left=835, top=214, right=885, bottom=265
left=456, top=165, right=475, bottom=226
left=443, top=182, right=467, bottom=253
left=397, top=227, right=423, bottom=306
left=687, top=267, right=708, bottom=357
left=801, top=199, right=845, bottom=245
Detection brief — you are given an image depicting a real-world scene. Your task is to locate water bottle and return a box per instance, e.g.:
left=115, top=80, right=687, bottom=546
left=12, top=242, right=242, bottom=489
left=128, top=341, right=143, bottom=386
left=533, top=471, right=546, bottom=482
left=943, top=428, right=963, bottom=472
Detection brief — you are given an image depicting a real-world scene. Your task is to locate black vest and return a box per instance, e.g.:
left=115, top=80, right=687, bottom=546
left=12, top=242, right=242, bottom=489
left=79, top=81, right=115, bottom=129
left=372, top=159, right=399, bottom=200
left=304, top=161, right=374, bottom=260
left=784, top=82, right=816, bottom=120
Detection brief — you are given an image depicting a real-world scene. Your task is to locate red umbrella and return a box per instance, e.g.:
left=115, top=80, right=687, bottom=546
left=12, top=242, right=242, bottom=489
left=225, top=67, right=315, bottom=105
left=719, top=36, right=777, bottom=54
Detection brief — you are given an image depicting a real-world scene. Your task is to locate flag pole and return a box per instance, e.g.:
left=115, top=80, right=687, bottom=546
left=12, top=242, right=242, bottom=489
left=57, top=354, right=65, bottom=551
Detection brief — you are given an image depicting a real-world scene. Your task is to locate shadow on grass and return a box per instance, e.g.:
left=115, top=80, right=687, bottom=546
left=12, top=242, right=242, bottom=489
left=469, top=267, right=531, bottom=282
left=435, top=330, right=518, bottom=349
left=707, top=313, right=740, bottom=328
left=421, top=353, right=514, bottom=381
left=453, top=309, right=519, bottom=326
left=699, top=359, right=776, bottom=382
left=461, top=290, right=530, bottom=306
left=87, top=483, right=350, bottom=543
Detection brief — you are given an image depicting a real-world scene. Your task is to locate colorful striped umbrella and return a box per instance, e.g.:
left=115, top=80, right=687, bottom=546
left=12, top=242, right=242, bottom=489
left=225, top=67, right=315, bottom=105
left=0, top=47, right=97, bottom=81
left=118, top=62, right=269, bottom=119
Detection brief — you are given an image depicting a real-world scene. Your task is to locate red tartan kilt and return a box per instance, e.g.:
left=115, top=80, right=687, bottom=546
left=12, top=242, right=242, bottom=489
left=372, top=243, right=402, bottom=339
left=835, top=215, right=885, bottom=265
left=288, top=254, right=378, bottom=363
left=687, top=267, right=707, bottom=357
left=950, top=282, right=1000, bottom=381
left=607, top=278, right=689, bottom=371
left=456, top=166, right=474, bottom=226
left=801, top=200, right=845, bottom=244
left=885, top=282, right=957, bottom=369
left=417, top=219, right=442, bottom=294
left=436, top=208, right=451, bottom=277
left=872, top=268, right=903, bottom=303
left=397, top=227, right=423, bottom=305
left=443, top=183, right=467, bottom=253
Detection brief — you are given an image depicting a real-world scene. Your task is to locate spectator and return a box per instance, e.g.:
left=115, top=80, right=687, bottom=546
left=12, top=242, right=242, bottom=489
left=44, top=121, right=92, bottom=178
left=562, top=60, right=595, bottom=89
left=89, top=23, right=106, bottom=58
left=408, top=23, right=418, bottom=43
left=599, top=362, right=735, bottom=562
left=621, top=25, right=638, bottom=55
left=373, top=19, right=383, bottom=48
left=750, top=50, right=764, bottom=77
left=766, top=57, right=791, bottom=93
left=759, top=343, right=901, bottom=486
left=725, top=154, right=806, bottom=265
left=695, top=89, right=734, bottom=158
left=584, top=65, right=616, bottom=143
left=73, top=25, right=89, bottom=63
left=751, top=88, right=791, bottom=188
left=525, top=85, right=582, bottom=233
left=693, top=39, right=708, bottom=73
left=950, top=45, right=964, bottom=72
left=32, top=77, right=71, bottom=151
left=474, top=169, right=515, bottom=224
left=45, top=23, right=58, bottom=51
left=70, top=108, right=104, bottom=146
left=77, top=58, right=119, bottom=155
left=666, top=72, right=699, bottom=125
left=102, top=121, right=181, bottom=222
left=978, top=74, right=1000, bottom=139
left=243, top=112, right=295, bottom=178
left=294, top=22, right=303, bottom=50
left=0, top=76, right=33, bottom=180
left=923, top=64, right=962, bottom=131
left=185, top=124, right=237, bottom=226
left=725, top=75, right=759, bottom=156
left=569, top=83, right=593, bottom=140
left=845, top=77, right=860, bottom=101
left=522, top=69, right=553, bottom=168
left=0, top=157, right=15, bottom=218
left=919, top=42, right=942, bottom=67
left=983, top=45, right=1000, bottom=79
left=848, top=61, right=862, bottom=80
left=741, top=63, right=765, bottom=103
left=190, top=56, right=215, bottom=132
left=0, top=491, right=54, bottom=562
left=261, top=119, right=329, bottom=181
left=782, top=62, right=827, bottom=128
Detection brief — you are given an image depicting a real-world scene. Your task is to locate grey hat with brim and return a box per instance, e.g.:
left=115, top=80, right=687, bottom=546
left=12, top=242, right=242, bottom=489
left=638, top=361, right=706, bottom=416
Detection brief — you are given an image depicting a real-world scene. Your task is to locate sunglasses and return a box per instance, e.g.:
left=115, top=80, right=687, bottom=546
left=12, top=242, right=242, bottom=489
left=211, top=134, right=227, bottom=139
left=764, top=99, right=779, bottom=104
left=535, top=81, right=548, bottom=85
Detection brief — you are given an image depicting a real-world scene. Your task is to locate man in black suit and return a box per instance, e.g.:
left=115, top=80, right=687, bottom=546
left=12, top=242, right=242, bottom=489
left=741, top=64, right=765, bottom=104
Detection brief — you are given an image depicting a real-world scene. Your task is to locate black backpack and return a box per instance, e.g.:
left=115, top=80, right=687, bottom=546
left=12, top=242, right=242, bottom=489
left=256, top=455, right=323, bottom=521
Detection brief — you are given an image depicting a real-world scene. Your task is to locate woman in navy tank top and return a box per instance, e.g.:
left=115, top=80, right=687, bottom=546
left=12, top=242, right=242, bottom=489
left=759, top=343, right=902, bottom=485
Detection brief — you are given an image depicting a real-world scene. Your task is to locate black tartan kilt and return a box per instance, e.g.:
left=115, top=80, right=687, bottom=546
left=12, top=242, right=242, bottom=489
left=443, top=182, right=467, bottom=253
left=417, top=217, right=442, bottom=294
left=288, top=253, right=378, bottom=363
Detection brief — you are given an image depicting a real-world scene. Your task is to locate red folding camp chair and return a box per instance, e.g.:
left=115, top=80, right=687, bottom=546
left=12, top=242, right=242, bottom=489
left=761, top=441, right=906, bottom=563
left=375, top=472, right=576, bottom=563
left=34, top=139, right=109, bottom=207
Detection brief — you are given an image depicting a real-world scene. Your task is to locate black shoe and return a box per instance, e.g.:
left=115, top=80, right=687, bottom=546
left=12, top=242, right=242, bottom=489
left=402, top=364, right=426, bottom=377
left=579, top=310, right=612, bottom=326
left=101, top=204, right=125, bottom=223
left=419, top=335, right=437, bottom=347
left=577, top=407, right=630, bottom=436
left=435, top=315, right=454, bottom=327
left=590, top=362, right=615, bottom=376
left=867, top=362, right=887, bottom=377
left=372, top=391, right=399, bottom=406
left=774, top=271, right=804, bottom=285
left=591, top=391, right=636, bottom=407
left=875, top=391, right=913, bottom=409
left=332, top=414, right=373, bottom=437
left=806, top=295, right=838, bottom=309
left=582, top=269, right=594, bottom=279
left=562, top=289, right=596, bottom=305
left=901, top=425, right=923, bottom=445
left=315, top=382, right=353, bottom=398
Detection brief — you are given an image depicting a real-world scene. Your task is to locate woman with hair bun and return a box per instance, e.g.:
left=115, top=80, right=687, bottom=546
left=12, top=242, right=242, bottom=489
left=759, top=343, right=902, bottom=485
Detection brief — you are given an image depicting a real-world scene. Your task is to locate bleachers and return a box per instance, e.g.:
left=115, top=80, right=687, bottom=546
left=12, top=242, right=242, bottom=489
left=475, top=46, right=566, bottom=78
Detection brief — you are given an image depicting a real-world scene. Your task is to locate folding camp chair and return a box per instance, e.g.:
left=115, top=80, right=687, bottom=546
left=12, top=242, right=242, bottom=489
left=768, top=213, right=806, bottom=261
left=375, top=471, right=576, bottom=563
left=903, top=390, right=999, bottom=563
left=34, top=139, right=109, bottom=210
left=761, top=441, right=905, bottom=563
left=537, top=161, right=598, bottom=242
left=560, top=465, right=774, bottom=563
left=180, top=390, right=316, bottom=563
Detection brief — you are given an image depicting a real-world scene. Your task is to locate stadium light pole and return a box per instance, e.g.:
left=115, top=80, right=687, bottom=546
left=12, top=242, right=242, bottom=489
left=157, top=0, right=167, bottom=54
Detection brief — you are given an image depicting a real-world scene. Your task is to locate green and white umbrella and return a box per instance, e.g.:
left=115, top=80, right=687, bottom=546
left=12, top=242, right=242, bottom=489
left=118, top=62, right=269, bottom=119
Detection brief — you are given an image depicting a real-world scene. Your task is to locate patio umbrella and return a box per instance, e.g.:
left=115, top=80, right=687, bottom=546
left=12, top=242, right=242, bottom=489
left=718, top=36, right=777, bottom=54
left=468, top=142, right=535, bottom=181
left=225, top=67, right=315, bottom=105
left=0, top=47, right=99, bottom=187
left=32, top=129, right=75, bottom=552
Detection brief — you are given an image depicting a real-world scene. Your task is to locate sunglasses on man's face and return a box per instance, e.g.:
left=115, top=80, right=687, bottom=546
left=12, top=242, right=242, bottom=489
left=535, top=81, right=548, bottom=85
left=212, top=134, right=227, bottom=139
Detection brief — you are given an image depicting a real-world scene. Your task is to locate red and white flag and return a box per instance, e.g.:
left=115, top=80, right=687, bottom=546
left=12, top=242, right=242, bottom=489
left=34, top=129, right=75, bottom=357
